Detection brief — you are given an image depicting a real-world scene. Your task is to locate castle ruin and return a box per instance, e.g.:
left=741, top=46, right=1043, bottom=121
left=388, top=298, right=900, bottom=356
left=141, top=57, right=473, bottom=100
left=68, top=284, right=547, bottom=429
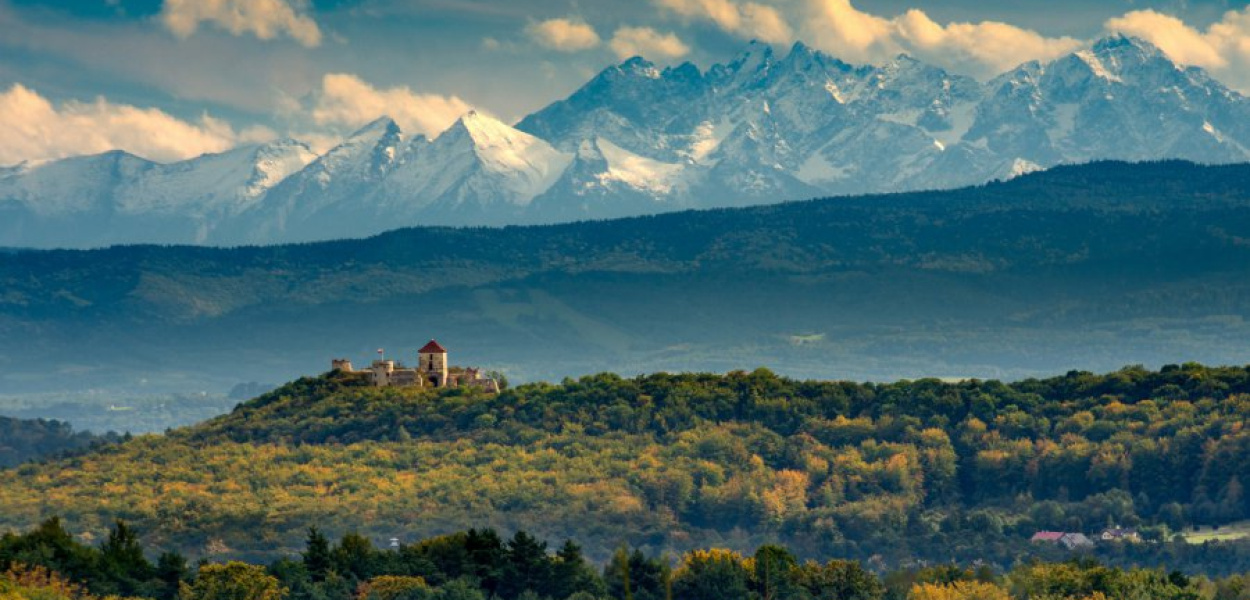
left=331, top=339, right=500, bottom=393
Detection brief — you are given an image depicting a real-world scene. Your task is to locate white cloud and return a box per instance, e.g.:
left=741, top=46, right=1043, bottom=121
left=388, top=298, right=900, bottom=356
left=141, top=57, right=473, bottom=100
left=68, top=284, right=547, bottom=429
left=1106, top=8, right=1250, bottom=90
left=894, top=10, right=1083, bottom=75
left=609, top=27, right=691, bottom=60
left=160, top=0, right=322, bottom=47
left=1107, top=11, right=1228, bottom=68
left=653, top=0, right=1082, bottom=77
left=308, top=73, right=474, bottom=138
left=0, top=84, right=265, bottom=165
left=654, top=0, right=792, bottom=44
left=527, top=18, right=602, bottom=52
left=798, top=0, right=1082, bottom=77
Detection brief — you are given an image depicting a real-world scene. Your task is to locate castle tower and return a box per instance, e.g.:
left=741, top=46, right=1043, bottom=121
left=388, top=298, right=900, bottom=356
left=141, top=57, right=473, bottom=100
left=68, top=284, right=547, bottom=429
left=369, top=359, right=396, bottom=386
left=331, top=358, right=354, bottom=372
left=418, top=339, right=449, bottom=387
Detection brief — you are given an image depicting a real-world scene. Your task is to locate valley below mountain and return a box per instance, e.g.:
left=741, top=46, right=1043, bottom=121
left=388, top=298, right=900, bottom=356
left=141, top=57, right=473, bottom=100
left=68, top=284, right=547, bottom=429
left=0, top=160, right=1249, bottom=396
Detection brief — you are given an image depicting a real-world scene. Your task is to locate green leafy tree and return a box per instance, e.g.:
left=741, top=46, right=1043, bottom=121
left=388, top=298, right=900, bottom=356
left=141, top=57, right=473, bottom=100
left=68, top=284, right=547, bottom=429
left=606, top=548, right=667, bottom=600
left=179, top=562, right=286, bottom=600
left=433, top=578, right=485, bottom=600
left=332, top=533, right=376, bottom=583
left=794, top=560, right=883, bottom=600
left=670, top=549, right=750, bottom=600
left=752, top=545, right=799, bottom=600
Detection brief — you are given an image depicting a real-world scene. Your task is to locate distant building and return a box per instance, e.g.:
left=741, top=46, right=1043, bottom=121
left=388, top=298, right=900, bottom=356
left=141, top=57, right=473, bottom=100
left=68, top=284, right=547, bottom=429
left=1099, top=528, right=1141, bottom=543
left=1031, top=531, right=1094, bottom=550
left=331, top=339, right=500, bottom=393
left=1030, top=531, right=1065, bottom=543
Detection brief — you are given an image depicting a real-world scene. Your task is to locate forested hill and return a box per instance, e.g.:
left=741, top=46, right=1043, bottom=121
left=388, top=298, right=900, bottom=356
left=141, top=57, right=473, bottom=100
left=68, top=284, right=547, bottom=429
left=2, top=364, right=1248, bottom=573
left=3, top=160, right=1250, bottom=393
left=0, top=416, right=119, bottom=467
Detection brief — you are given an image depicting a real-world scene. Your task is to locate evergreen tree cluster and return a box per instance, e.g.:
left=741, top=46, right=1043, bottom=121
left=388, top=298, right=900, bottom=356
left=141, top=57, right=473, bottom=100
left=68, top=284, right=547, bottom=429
left=4, top=518, right=1249, bottom=600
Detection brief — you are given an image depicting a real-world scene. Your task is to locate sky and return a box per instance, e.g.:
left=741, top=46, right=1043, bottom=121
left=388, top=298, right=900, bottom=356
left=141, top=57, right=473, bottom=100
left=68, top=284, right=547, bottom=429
left=1, top=0, right=1248, bottom=165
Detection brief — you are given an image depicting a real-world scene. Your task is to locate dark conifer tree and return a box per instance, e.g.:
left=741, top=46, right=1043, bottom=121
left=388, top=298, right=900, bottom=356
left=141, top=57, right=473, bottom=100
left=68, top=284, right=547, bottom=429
left=303, top=527, right=333, bottom=582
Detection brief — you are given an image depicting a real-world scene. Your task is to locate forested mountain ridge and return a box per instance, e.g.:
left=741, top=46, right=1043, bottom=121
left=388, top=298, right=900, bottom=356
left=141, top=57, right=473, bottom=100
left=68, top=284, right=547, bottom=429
left=2, top=364, right=1247, bottom=573
left=2, top=160, right=1250, bottom=394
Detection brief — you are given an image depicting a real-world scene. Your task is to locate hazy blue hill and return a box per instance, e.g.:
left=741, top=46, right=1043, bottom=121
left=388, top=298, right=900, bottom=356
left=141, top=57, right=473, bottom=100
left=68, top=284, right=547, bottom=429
left=1, top=160, right=1250, bottom=394
left=0, top=416, right=118, bottom=467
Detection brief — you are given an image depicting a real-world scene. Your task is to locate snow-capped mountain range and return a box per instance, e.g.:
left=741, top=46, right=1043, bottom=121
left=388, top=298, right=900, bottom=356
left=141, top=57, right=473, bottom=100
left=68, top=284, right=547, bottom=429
left=4, top=35, right=1250, bottom=248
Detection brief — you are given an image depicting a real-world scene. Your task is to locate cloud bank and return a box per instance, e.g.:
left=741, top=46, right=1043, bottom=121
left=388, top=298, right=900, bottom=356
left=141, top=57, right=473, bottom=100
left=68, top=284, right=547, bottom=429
left=307, top=74, right=474, bottom=139
left=655, top=0, right=792, bottom=44
left=160, top=0, right=323, bottom=47
left=0, top=84, right=268, bottom=165
left=1106, top=7, right=1250, bottom=91
left=653, top=0, right=1082, bottom=77
left=657, top=0, right=1250, bottom=86
left=609, top=26, right=692, bottom=60
left=527, top=18, right=602, bottom=52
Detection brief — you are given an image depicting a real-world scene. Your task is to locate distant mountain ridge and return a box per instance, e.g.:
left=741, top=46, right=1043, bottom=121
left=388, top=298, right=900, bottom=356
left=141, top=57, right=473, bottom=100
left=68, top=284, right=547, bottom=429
left=2, top=160, right=1250, bottom=393
left=3, top=35, right=1250, bottom=248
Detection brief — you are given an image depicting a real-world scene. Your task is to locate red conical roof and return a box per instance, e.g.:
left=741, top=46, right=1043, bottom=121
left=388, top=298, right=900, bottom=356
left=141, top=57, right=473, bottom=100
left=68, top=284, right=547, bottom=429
left=419, top=340, right=447, bottom=354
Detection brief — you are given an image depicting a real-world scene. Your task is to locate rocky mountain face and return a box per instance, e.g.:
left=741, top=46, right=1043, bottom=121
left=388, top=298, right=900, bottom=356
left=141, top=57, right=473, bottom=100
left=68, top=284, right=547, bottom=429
left=3, top=35, right=1248, bottom=247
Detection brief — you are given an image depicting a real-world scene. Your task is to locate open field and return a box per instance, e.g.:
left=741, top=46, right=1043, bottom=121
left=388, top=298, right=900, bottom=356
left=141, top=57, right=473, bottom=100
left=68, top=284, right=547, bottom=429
left=1183, top=521, right=1250, bottom=544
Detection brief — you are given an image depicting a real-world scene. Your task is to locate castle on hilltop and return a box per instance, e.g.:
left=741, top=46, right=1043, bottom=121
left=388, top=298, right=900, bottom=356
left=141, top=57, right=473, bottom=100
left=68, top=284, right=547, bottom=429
left=331, top=340, right=500, bottom=393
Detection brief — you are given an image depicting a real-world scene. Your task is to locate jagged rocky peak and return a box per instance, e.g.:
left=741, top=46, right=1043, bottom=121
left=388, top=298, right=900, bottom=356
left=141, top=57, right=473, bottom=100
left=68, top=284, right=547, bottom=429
left=731, top=39, right=776, bottom=71
left=1091, top=33, right=1169, bottom=60
left=664, top=61, right=704, bottom=84
left=616, top=56, right=662, bottom=79
left=5, top=35, right=1250, bottom=248
left=440, top=111, right=564, bottom=158
left=346, top=115, right=402, bottom=140
left=778, top=40, right=853, bottom=73
left=449, top=110, right=514, bottom=139
left=1060, top=35, right=1181, bottom=84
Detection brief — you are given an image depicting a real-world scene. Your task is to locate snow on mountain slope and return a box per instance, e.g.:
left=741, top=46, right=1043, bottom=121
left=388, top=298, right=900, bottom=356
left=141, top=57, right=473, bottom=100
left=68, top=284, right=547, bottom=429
left=528, top=138, right=690, bottom=222
left=0, top=141, right=316, bottom=246
left=220, top=118, right=410, bottom=244
left=372, top=112, right=574, bottom=225
left=3, top=35, right=1250, bottom=248
left=429, top=111, right=572, bottom=207
left=594, top=138, right=684, bottom=194
left=117, top=140, right=316, bottom=217
left=0, top=151, right=152, bottom=217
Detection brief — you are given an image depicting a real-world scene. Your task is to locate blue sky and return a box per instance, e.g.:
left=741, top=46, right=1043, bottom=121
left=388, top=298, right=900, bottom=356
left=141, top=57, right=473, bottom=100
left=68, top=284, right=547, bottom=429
left=0, top=0, right=1247, bottom=165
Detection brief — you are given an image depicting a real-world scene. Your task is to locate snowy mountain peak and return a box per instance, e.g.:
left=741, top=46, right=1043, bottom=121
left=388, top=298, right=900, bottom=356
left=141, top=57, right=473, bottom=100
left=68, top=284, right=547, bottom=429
left=1092, top=34, right=1166, bottom=59
left=788, top=40, right=813, bottom=56
left=243, top=139, right=318, bottom=197
left=408, top=111, right=575, bottom=210
left=447, top=111, right=538, bottom=149
left=6, top=37, right=1250, bottom=248
left=728, top=40, right=775, bottom=76
left=348, top=116, right=400, bottom=141
left=1047, top=35, right=1190, bottom=92
left=618, top=56, right=662, bottom=79
left=665, top=61, right=704, bottom=84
